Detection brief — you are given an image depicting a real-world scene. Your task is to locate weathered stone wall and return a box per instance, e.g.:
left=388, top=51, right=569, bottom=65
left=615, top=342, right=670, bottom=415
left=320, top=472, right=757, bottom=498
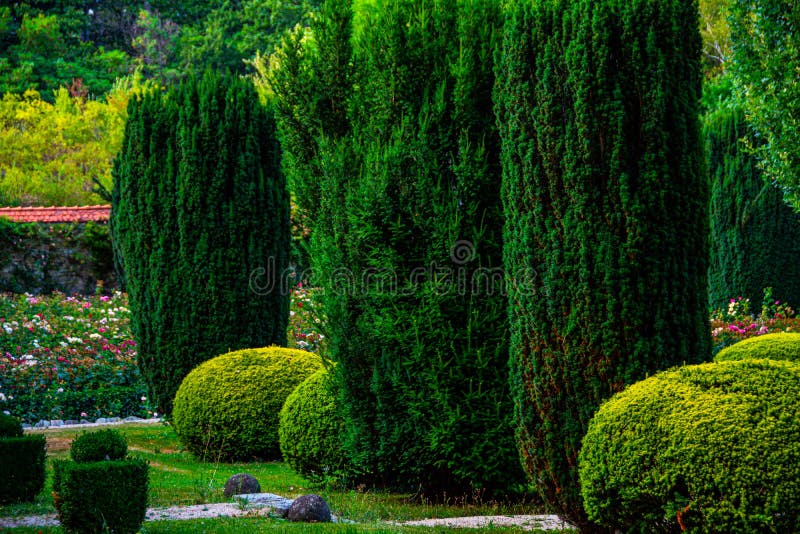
left=0, top=219, right=117, bottom=295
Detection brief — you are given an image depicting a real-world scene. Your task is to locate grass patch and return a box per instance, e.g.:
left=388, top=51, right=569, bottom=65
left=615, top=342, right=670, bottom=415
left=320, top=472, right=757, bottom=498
left=0, top=423, right=566, bottom=532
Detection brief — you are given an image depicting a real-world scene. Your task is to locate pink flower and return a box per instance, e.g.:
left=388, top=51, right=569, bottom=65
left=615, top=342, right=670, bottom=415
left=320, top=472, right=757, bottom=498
left=775, top=300, right=780, bottom=305
left=82, top=302, right=91, bottom=309
left=100, top=295, right=110, bottom=302
left=27, top=297, right=37, bottom=304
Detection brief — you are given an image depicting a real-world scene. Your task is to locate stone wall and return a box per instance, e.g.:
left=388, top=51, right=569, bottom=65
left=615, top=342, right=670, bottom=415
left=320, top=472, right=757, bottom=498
left=0, top=218, right=117, bottom=295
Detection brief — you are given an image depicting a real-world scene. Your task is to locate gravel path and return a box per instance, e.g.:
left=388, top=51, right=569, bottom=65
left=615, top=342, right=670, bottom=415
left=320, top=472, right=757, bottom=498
left=1, top=505, right=575, bottom=531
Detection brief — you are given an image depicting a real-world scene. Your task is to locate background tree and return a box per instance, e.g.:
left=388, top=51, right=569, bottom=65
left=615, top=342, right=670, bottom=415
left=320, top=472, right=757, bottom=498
left=111, top=71, right=290, bottom=415
left=729, top=0, right=800, bottom=209
left=274, top=0, right=525, bottom=495
left=496, top=0, right=710, bottom=528
left=0, top=79, right=139, bottom=206
left=705, top=76, right=800, bottom=311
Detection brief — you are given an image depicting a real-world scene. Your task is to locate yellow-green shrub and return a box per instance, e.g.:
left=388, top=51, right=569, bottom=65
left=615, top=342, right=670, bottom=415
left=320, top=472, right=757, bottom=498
left=715, top=332, right=800, bottom=363
left=279, top=368, right=351, bottom=485
left=172, top=347, right=324, bottom=461
left=579, top=360, right=800, bottom=532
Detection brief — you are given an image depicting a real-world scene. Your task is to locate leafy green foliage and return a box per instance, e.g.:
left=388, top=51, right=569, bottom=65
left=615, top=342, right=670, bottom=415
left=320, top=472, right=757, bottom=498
left=705, top=76, right=800, bottom=310
left=579, top=360, right=800, bottom=532
left=0, top=435, right=46, bottom=504
left=699, top=0, right=732, bottom=75
left=279, top=368, right=350, bottom=485
left=172, top=347, right=324, bottom=462
left=53, top=458, right=149, bottom=534
left=496, top=0, right=709, bottom=527
left=715, top=332, right=800, bottom=363
left=0, top=85, right=131, bottom=206
left=110, top=71, right=290, bottom=415
left=729, top=0, right=800, bottom=209
left=0, top=414, right=23, bottom=438
left=274, top=0, right=524, bottom=496
left=70, top=429, right=128, bottom=463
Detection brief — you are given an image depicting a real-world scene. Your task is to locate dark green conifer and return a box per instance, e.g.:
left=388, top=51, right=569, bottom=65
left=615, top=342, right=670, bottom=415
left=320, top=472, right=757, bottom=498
left=705, top=79, right=800, bottom=311
left=111, top=71, right=289, bottom=415
left=274, top=0, right=524, bottom=495
left=496, top=0, right=710, bottom=527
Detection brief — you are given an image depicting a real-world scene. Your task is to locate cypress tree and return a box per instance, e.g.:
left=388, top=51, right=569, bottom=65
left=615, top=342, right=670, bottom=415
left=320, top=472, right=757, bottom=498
left=275, top=0, right=524, bottom=495
left=111, top=71, right=290, bottom=416
left=496, top=0, right=710, bottom=528
left=705, top=79, right=800, bottom=311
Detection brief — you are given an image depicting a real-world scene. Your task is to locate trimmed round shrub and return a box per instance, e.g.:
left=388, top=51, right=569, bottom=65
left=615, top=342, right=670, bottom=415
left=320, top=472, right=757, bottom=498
left=579, top=360, right=800, bottom=532
left=715, top=332, right=800, bottom=363
left=70, top=429, right=128, bottom=463
left=173, top=346, right=324, bottom=461
left=0, top=413, right=22, bottom=438
left=279, top=368, right=350, bottom=485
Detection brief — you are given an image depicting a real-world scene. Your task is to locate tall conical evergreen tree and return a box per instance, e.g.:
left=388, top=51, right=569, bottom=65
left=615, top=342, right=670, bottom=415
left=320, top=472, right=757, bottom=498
left=496, top=0, right=710, bottom=528
left=111, top=71, right=290, bottom=415
left=705, top=78, right=800, bottom=312
left=274, top=0, right=524, bottom=495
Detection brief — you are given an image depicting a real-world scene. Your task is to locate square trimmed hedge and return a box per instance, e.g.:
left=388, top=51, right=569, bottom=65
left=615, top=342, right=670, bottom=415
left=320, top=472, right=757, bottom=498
left=53, top=458, right=149, bottom=534
left=0, top=434, right=46, bottom=503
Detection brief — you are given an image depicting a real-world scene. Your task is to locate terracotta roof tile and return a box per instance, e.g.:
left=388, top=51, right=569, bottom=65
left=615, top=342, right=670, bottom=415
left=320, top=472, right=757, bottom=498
left=0, top=205, right=111, bottom=224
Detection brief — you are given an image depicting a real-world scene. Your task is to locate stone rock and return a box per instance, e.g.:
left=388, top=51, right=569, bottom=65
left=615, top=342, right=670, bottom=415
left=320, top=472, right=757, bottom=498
left=287, top=494, right=332, bottom=523
left=65, top=420, right=79, bottom=426
left=50, top=420, right=64, bottom=427
left=124, top=416, right=142, bottom=422
left=235, top=493, right=294, bottom=516
left=109, top=417, right=121, bottom=423
left=34, top=420, right=50, bottom=428
left=95, top=418, right=108, bottom=424
left=223, top=473, right=261, bottom=497
left=21, top=424, right=31, bottom=430
left=79, top=419, right=91, bottom=424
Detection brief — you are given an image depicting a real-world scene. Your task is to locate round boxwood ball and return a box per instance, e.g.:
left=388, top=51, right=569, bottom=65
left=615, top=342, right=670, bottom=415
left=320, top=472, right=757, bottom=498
left=172, top=346, right=324, bottom=461
left=578, top=359, right=800, bottom=533
left=0, top=413, right=22, bottom=438
left=715, top=332, right=800, bottom=363
left=279, top=368, right=349, bottom=484
left=70, top=429, right=128, bottom=463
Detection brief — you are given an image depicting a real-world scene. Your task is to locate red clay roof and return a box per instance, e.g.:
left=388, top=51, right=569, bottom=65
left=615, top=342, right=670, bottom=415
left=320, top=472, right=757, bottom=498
left=0, top=205, right=111, bottom=223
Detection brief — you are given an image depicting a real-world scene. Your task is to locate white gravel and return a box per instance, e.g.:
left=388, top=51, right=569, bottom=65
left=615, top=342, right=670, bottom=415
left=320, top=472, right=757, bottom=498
left=1, top=507, right=575, bottom=531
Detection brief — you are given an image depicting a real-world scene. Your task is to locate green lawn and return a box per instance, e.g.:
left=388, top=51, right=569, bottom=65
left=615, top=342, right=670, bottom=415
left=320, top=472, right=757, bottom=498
left=0, top=423, right=572, bottom=533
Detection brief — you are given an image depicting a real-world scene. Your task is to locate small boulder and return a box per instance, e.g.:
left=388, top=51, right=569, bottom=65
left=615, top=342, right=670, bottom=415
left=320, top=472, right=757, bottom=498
left=287, top=494, right=332, bottom=523
left=223, top=473, right=261, bottom=497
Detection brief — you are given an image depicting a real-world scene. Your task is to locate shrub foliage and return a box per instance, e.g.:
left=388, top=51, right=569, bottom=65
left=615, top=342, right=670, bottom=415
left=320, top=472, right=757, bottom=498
left=495, top=0, right=709, bottom=526
left=172, top=347, right=324, bottom=462
left=0, top=435, right=46, bottom=504
left=111, top=70, right=290, bottom=415
left=715, top=332, right=800, bottom=363
left=579, top=360, right=800, bottom=532
left=70, top=429, right=128, bottom=463
left=279, top=368, right=349, bottom=485
left=53, top=458, right=149, bottom=534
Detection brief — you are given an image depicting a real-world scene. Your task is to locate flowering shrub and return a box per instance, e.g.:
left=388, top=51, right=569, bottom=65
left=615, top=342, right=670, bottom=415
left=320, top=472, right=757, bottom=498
left=0, top=288, right=324, bottom=423
left=287, top=286, right=325, bottom=354
left=0, top=291, right=150, bottom=423
left=711, top=288, right=799, bottom=356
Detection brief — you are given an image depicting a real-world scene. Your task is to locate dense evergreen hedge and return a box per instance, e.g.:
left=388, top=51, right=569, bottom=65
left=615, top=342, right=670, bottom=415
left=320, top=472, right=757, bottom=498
left=0, top=435, right=46, bottom=504
left=111, top=71, right=290, bottom=415
left=53, top=458, right=149, bottom=534
left=496, top=0, right=709, bottom=527
left=705, top=79, right=800, bottom=310
left=274, top=0, right=524, bottom=496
